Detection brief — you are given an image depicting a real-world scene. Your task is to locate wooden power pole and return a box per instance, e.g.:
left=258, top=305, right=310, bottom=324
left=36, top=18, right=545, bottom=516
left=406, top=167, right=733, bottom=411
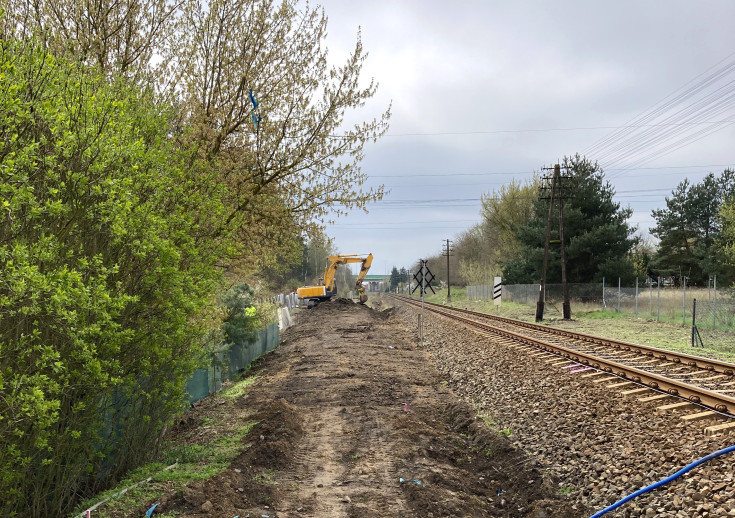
left=536, top=163, right=571, bottom=321
left=536, top=168, right=556, bottom=322
left=442, top=239, right=453, bottom=303
left=557, top=165, right=571, bottom=319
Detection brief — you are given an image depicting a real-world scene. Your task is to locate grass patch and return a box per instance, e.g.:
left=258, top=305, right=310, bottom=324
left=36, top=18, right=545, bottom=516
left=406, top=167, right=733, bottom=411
left=578, top=309, right=628, bottom=319
left=221, top=374, right=260, bottom=400
left=412, top=287, right=735, bottom=363
left=558, top=485, right=574, bottom=495
left=253, top=468, right=277, bottom=485
left=70, top=464, right=172, bottom=517
left=72, top=421, right=257, bottom=517
left=71, top=371, right=260, bottom=518
left=477, top=412, right=512, bottom=438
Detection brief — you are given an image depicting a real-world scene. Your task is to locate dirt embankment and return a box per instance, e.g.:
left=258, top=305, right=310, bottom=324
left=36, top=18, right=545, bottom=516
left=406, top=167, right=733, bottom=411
left=152, top=297, right=584, bottom=517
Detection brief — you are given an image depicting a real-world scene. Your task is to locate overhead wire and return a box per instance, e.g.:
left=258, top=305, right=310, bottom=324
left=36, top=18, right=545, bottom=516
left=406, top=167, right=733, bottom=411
left=364, top=120, right=735, bottom=138
left=366, top=163, right=733, bottom=179
left=584, top=53, right=735, bottom=157
left=581, top=52, right=735, bottom=172
left=598, top=87, right=735, bottom=165
left=333, top=55, right=735, bottom=238
left=331, top=189, right=682, bottom=212
left=601, top=84, right=735, bottom=171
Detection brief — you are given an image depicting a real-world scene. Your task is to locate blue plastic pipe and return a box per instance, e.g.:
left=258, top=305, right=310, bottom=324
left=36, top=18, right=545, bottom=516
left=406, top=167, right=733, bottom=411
left=589, top=444, right=735, bottom=518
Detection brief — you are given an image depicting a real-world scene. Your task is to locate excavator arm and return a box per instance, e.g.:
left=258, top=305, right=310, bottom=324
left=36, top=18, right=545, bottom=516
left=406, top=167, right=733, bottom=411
left=353, top=253, right=373, bottom=303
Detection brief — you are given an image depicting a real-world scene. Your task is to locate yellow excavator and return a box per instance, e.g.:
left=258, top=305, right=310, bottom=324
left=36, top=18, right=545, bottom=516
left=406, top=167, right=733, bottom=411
left=297, top=253, right=373, bottom=307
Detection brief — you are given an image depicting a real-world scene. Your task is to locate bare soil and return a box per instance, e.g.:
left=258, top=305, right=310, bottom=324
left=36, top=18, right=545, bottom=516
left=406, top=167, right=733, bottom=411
left=148, top=298, right=586, bottom=517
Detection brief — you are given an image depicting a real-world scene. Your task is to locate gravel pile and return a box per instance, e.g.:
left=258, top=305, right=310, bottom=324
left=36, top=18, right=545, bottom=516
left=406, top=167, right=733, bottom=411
left=399, top=304, right=735, bottom=517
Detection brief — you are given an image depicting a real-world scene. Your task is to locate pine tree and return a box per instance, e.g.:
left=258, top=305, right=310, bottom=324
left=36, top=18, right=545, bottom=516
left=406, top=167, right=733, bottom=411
left=503, top=155, right=637, bottom=284
left=650, top=170, right=735, bottom=284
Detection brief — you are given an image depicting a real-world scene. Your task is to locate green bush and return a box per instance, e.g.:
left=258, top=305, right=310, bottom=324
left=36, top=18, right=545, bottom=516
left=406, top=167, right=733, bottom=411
left=0, top=38, right=229, bottom=516
left=219, top=283, right=258, bottom=346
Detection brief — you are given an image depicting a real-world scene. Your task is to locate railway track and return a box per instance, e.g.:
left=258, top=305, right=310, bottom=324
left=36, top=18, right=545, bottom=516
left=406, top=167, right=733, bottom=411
left=390, top=294, right=735, bottom=431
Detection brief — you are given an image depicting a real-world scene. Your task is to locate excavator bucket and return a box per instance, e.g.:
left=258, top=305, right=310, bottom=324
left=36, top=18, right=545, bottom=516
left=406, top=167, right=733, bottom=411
left=359, top=293, right=368, bottom=304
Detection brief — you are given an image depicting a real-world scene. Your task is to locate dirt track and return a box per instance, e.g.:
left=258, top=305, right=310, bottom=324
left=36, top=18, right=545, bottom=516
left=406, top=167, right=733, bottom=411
left=152, top=298, right=583, bottom=517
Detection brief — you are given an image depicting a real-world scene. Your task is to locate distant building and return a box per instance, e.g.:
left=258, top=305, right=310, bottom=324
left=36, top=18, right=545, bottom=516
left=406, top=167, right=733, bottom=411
left=363, top=274, right=389, bottom=292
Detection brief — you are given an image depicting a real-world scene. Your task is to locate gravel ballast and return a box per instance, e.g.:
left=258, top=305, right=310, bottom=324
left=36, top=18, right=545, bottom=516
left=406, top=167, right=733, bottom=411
left=398, top=303, right=735, bottom=517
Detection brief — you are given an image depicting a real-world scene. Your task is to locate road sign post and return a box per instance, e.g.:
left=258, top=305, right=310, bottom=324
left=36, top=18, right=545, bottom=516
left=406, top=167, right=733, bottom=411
left=411, top=260, right=435, bottom=345
left=421, top=264, right=425, bottom=342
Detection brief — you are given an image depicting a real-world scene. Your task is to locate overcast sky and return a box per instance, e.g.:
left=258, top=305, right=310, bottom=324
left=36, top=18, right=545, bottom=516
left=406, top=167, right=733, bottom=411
left=311, top=1, right=735, bottom=276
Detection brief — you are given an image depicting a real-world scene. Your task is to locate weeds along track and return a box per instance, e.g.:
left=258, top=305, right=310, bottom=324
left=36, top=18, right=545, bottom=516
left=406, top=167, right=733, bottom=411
left=391, top=295, right=735, bottom=426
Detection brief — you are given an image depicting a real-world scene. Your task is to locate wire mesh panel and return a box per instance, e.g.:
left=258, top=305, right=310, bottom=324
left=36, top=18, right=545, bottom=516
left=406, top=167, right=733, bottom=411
left=503, top=284, right=541, bottom=305
left=694, top=300, right=735, bottom=332
left=467, top=281, right=735, bottom=326
left=466, top=285, right=491, bottom=300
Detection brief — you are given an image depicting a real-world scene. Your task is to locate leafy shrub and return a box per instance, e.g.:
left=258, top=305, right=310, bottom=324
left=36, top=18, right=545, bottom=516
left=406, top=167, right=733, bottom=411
left=0, top=38, right=229, bottom=516
left=219, top=283, right=258, bottom=345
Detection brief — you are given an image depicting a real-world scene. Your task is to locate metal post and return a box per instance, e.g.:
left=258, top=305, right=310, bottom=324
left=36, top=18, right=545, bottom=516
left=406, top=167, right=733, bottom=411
left=602, top=277, right=606, bottom=309
left=692, top=298, right=697, bottom=347
left=682, top=275, right=687, bottom=326
left=657, top=276, right=661, bottom=322
left=649, top=276, right=653, bottom=316
left=420, top=260, right=426, bottom=344
left=635, top=277, right=639, bottom=317
left=713, top=275, right=717, bottom=330
left=445, top=239, right=451, bottom=303
left=617, top=277, right=621, bottom=313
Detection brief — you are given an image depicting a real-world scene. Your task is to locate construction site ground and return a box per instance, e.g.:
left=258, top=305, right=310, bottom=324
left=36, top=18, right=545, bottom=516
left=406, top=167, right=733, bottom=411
left=137, top=297, right=584, bottom=518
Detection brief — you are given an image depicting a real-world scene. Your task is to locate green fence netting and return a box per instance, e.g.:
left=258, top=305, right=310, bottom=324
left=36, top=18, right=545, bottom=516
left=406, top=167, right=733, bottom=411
left=185, top=322, right=279, bottom=403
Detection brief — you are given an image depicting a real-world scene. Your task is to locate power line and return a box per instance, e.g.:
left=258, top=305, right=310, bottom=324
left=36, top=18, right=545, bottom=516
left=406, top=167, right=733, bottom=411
left=585, top=52, right=735, bottom=156
left=581, top=52, right=735, bottom=171
left=370, top=120, right=735, bottom=138
left=335, top=188, right=708, bottom=207
left=330, top=225, right=473, bottom=230
left=333, top=219, right=479, bottom=225
left=367, top=163, right=734, bottom=179
left=586, top=58, right=735, bottom=158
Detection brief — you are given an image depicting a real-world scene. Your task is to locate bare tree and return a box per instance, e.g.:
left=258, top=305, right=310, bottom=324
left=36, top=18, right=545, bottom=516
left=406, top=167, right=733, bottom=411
left=1, top=0, right=178, bottom=83
left=166, top=0, right=390, bottom=238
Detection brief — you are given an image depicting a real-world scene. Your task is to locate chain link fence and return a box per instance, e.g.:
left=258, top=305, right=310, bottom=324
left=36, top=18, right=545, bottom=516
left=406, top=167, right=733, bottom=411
left=468, top=279, right=735, bottom=328
left=467, top=279, right=735, bottom=349
left=468, top=283, right=604, bottom=308
left=692, top=299, right=735, bottom=333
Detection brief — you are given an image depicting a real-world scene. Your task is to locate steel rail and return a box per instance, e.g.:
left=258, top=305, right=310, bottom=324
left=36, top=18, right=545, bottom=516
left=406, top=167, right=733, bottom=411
left=392, top=295, right=735, bottom=416
left=394, top=295, right=735, bottom=376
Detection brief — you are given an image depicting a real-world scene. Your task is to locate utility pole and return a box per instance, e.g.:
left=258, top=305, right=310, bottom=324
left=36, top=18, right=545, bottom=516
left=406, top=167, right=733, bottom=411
left=536, top=163, right=571, bottom=321
left=442, top=239, right=454, bottom=303
left=536, top=169, right=556, bottom=322
left=557, top=164, right=571, bottom=319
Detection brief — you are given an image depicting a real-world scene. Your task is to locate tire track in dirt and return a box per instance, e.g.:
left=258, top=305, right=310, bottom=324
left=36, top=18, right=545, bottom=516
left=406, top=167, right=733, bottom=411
left=268, top=301, right=414, bottom=516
